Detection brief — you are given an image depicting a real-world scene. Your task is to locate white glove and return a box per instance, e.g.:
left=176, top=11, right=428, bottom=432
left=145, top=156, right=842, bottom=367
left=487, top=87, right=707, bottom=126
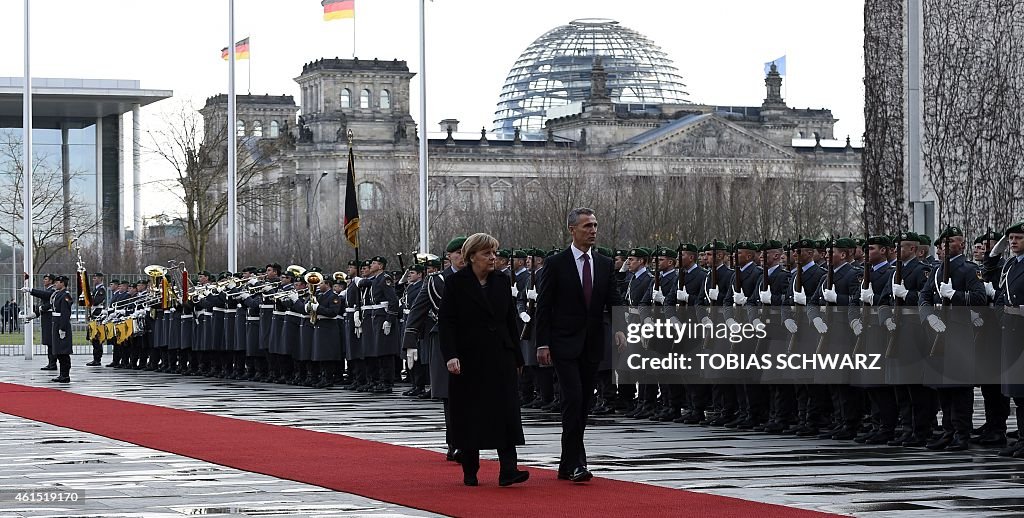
left=668, top=316, right=681, bottom=326
left=406, top=348, right=418, bottom=365
left=892, top=282, right=909, bottom=300
left=732, top=289, right=748, bottom=306
left=850, top=318, right=863, bottom=336
left=19, top=286, right=31, bottom=293
left=519, top=311, right=531, bottom=323
left=643, top=316, right=654, bottom=326
left=652, top=290, right=666, bottom=304
left=884, top=318, right=896, bottom=331
left=991, top=235, right=1008, bottom=256
left=352, top=277, right=363, bottom=286
left=677, top=289, right=688, bottom=303
left=288, top=291, right=299, bottom=302
left=383, top=321, right=392, bottom=335
left=247, top=278, right=259, bottom=286
left=824, top=287, right=838, bottom=304
left=793, top=287, right=807, bottom=306
left=751, top=318, right=764, bottom=329
left=927, top=314, right=946, bottom=333
left=619, top=261, right=629, bottom=273
left=725, top=318, right=739, bottom=329
left=708, top=287, right=720, bottom=302
left=984, top=282, right=996, bottom=299
left=353, top=312, right=362, bottom=328
left=701, top=316, right=713, bottom=327
left=812, top=317, right=828, bottom=334
left=511, top=285, right=519, bottom=298
left=26, top=311, right=38, bottom=321
left=261, top=284, right=275, bottom=293
left=860, top=287, right=874, bottom=306
left=939, top=281, right=955, bottom=300
left=971, top=310, right=984, bottom=327
left=784, top=318, right=798, bottom=333
left=759, top=286, right=772, bottom=305
left=169, top=307, right=177, bottom=313
left=58, top=330, right=66, bottom=340
left=526, top=288, right=538, bottom=301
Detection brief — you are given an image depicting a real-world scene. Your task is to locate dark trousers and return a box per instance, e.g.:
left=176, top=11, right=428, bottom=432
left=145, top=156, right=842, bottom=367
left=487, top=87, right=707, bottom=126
left=687, top=384, right=711, bottom=413
left=519, top=365, right=536, bottom=401
left=461, top=446, right=518, bottom=477
left=91, top=340, right=102, bottom=362
left=907, top=385, right=937, bottom=438
left=371, top=355, right=394, bottom=384
left=46, top=343, right=56, bottom=366
left=980, top=384, right=1010, bottom=432
left=410, top=360, right=429, bottom=388
left=535, top=366, right=555, bottom=402
left=713, top=384, right=738, bottom=416
left=770, top=385, right=797, bottom=425
left=742, top=384, right=770, bottom=423
left=662, top=384, right=685, bottom=411
left=835, top=385, right=864, bottom=429
left=867, top=387, right=898, bottom=433
left=56, top=353, right=71, bottom=378
left=937, top=387, right=973, bottom=435
left=596, top=369, right=617, bottom=401
left=553, top=357, right=598, bottom=474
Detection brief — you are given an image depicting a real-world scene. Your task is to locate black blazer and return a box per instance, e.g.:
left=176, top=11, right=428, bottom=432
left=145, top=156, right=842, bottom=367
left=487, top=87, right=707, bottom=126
left=536, top=247, right=622, bottom=362
left=439, top=267, right=523, bottom=367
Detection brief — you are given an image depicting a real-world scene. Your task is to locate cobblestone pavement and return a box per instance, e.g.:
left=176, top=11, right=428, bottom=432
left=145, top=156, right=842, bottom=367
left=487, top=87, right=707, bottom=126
left=1, top=354, right=1023, bottom=517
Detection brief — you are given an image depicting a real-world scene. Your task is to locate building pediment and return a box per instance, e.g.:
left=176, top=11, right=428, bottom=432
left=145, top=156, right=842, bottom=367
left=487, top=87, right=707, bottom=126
left=617, top=114, right=798, bottom=160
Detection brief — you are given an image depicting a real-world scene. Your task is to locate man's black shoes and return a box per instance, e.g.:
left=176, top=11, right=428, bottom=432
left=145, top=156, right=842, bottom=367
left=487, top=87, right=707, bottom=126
left=498, top=470, right=529, bottom=487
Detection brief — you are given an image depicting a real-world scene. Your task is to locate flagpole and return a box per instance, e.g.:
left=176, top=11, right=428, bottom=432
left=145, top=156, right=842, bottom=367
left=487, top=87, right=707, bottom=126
left=417, top=0, right=429, bottom=253
left=226, top=0, right=238, bottom=272
left=22, top=0, right=34, bottom=360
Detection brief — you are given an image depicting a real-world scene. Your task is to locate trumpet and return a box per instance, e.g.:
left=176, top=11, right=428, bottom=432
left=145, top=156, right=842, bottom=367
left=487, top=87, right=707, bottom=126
left=304, top=271, right=323, bottom=324
left=265, top=287, right=299, bottom=301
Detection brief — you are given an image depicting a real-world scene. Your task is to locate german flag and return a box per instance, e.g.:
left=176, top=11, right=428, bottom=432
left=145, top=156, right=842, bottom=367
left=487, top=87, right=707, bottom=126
left=343, top=145, right=360, bottom=248
left=221, top=37, right=250, bottom=60
left=323, top=0, right=354, bottom=21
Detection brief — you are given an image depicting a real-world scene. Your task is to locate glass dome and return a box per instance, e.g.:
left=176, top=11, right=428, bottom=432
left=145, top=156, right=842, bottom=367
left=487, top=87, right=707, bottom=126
left=492, top=18, right=689, bottom=138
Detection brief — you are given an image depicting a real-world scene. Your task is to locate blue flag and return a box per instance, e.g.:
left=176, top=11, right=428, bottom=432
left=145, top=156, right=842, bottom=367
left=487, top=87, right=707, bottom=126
left=764, top=56, right=786, bottom=76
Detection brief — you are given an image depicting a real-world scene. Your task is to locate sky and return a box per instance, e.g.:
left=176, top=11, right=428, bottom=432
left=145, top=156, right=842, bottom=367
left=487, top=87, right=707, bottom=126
left=0, top=0, right=865, bottom=224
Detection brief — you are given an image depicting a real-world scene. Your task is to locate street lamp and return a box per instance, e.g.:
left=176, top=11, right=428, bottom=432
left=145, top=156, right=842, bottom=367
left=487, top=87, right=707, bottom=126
left=306, top=171, right=328, bottom=264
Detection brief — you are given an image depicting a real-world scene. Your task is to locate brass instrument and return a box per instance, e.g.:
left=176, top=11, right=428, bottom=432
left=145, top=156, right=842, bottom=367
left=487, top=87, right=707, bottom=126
left=304, top=270, right=323, bottom=324
left=333, top=271, right=348, bottom=285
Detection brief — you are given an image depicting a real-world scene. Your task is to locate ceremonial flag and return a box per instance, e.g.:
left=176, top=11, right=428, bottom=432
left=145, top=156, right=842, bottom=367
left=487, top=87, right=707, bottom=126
left=323, top=0, right=355, bottom=21
left=764, top=55, right=786, bottom=76
left=221, top=37, right=250, bottom=60
left=343, top=146, right=360, bottom=248
left=77, top=271, right=92, bottom=309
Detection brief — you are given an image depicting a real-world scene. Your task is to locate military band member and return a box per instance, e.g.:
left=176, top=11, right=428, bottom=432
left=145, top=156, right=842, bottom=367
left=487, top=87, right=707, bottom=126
left=85, top=272, right=107, bottom=367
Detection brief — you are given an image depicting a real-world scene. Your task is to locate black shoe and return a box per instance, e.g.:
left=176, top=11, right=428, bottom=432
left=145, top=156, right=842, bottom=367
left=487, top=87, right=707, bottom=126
left=998, top=441, right=1024, bottom=457
left=926, top=433, right=954, bottom=450
left=417, top=390, right=432, bottom=399
left=85, top=360, right=101, bottom=366
left=866, top=432, right=894, bottom=445
left=888, top=431, right=913, bottom=446
left=831, top=428, right=857, bottom=440
left=373, top=383, right=393, bottom=394
left=723, top=416, right=745, bottom=428
left=901, top=435, right=929, bottom=447
left=402, top=387, right=420, bottom=396
left=50, top=376, right=70, bottom=383
left=971, top=431, right=1007, bottom=447
left=945, top=434, right=970, bottom=452
left=498, top=470, right=529, bottom=487
left=707, top=414, right=734, bottom=426
left=796, top=426, right=821, bottom=437
left=105, top=362, right=117, bottom=367
left=40, top=364, right=57, bottom=371
left=463, top=475, right=478, bottom=486
left=763, top=422, right=786, bottom=434
left=680, top=411, right=706, bottom=425
left=854, top=430, right=877, bottom=444
left=568, top=467, right=593, bottom=483
left=557, top=470, right=571, bottom=480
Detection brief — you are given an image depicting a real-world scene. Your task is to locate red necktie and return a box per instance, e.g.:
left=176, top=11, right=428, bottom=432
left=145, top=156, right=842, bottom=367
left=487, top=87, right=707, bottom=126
left=582, top=253, right=592, bottom=307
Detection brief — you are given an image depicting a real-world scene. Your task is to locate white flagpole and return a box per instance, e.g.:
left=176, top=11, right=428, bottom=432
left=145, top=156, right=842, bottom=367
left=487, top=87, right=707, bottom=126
left=227, top=0, right=238, bottom=272
left=417, top=0, right=429, bottom=253
left=22, top=0, right=34, bottom=360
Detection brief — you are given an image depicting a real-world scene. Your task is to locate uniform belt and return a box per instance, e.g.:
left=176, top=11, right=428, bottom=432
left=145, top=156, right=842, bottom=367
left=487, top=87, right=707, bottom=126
left=285, top=311, right=304, bottom=318
left=317, top=315, right=341, bottom=320
left=213, top=307, right=227, bottom=313
left=345, top=308, right=357, bottom=313
left=246, top=316, right=261, bottom=321
left=272, top=311, right=286, bottom=316
left=627, top=307, right=641, bottom=315
left=362, top=303, right=388, bottom=310
left=224, top=308, right=237, bottom=313
left=51, top=312, right=62, bottom=317
left=181, top=315, right=194, bottom=319
left=259, top=304, right=274, bottom=309
left=1005, top=305, right=1024, bottom=316
left=403, top=309, right=411, bottom=315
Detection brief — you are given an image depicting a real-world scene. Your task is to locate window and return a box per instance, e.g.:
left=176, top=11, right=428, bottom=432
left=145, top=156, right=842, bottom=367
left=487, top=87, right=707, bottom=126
left=269, top=120, right=280, bottom=138
left=380, top=89, right=391, bottom=110
left=360, top=89, right=371, bottom=109
left=236, top=119, right=246, bottom=137
left=341, top=89, right=351, bottom=108
left=493, top=189, right=505, bottom=211
left=358, top=182, right=384, bottom=210
left=252, top=120, right=263, bottom=137
left=458, top=189, right=477, bottom=209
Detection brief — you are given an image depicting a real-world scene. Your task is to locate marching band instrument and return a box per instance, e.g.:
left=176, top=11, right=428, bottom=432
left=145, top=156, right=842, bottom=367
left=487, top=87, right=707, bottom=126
left=304, top=270, right=323, bottom=324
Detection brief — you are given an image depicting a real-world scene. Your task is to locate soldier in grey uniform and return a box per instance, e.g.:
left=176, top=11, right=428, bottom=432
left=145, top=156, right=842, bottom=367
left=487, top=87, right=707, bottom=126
left=648, top=246, right=681, bottom=421
left=49, top=275, right=74, bottom=383
left=85, top=273, right=107, bottom=367
left=356, top=256, right=400, bottom=393
left=341, top=260, right=366, bottom=389
left=987, top=221, right=1024, bottom=458
left=623, top=247, right=655, bottom=418
left=401, top=264, right=428, bottom=396
left=26, top=274, right=56, bottom=370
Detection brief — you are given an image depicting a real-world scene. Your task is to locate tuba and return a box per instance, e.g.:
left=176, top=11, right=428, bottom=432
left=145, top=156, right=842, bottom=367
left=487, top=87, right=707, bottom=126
left=304, top=270, right=323, bottom=324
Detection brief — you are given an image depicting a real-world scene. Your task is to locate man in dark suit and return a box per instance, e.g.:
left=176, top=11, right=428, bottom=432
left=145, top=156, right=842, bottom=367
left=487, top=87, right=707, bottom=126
left=536, top=207, right=625, bottom=483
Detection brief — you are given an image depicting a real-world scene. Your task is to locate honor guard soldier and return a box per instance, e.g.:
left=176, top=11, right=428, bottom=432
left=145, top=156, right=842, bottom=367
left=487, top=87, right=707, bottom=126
left=24, top=274, right=56, bottom=370
left=357, top=256, right=401, bottom=393
left=591, top=246, right=619, bottom=416
left=622, top=247, right=655, bottom=419
left=86, top=273, right=107, bottom=366
left=851, top=236, right=897, bottom=444
left=672, top=243, right=710, bottom=424
left=401, top=263, right=428, bottom=396
left=972, top=230, right=1011, bottom=446
left=49, top=275, right=74, bottom=383
left=918, top=234, right=938, bottom=267
left=649, top=246, right=681, bottom=422
left=755, top=240, right=796, bottom=433
left=986, top=221, right=1024, bottom=458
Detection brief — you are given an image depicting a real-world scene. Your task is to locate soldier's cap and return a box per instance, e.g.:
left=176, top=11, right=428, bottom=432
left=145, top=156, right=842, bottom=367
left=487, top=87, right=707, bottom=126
left=370, top=256, right=387, bottom=266
left=496, top=249, right=513, bottom=259
left=446, top=236, right=468, bottom=253
left=651, top=246, right=675, bottom=259
left=217, top=271, right=232, bottom=281
left=897, top=231, right=920, bottom=243
left=866, top=235, right=893, bottom=247
left=360, top=259, right=372, bottom=268
left=758, top=240, right=785, bottom=252
left=53, top=275, right=68, bottom=284
left=735, top=241, right=758, bottom=251
left=41, top=273, right=54, bottom=280
left=934, top=226, right=964, bottom=245
left=1006, top=220, right=1024, bottom=236
left=628, top=247, right=652, bottom=258
left=917, top=233, right=932, bottom=246
left=595, top=246, right=613, bottom=258
left=614, top=249, right=629, bottom=258
left=137, top=278, right=150, bottom=285
left=527, top=247, right=544, bottom=258
left=834, top=237, right=858, bottom=249
left=92, top=272, right=104, bottom=278
left=854, top=237, right=866, bottom=247
left=545, top=248, right=561, bottom=258
left=308, top=266, right=323, bottom=273
left=974, top=230, right=1000, bottom=244
left=814, top=239, right=827, bottom=250
left=331, top=276, right=345, bottom=285
left=410, top=264, right=426, bottom=273
left=511, top=249, right=529, bottom=259
left=677, top=243, right=699, bottom=254
left=233, top=272, right=244, bottom=279
left=425, top=258, right=443, bottom=269
left=347, top=259, right=359, bottom=268
left=110, top=278, right=120, bottom=285
left=243, top=266, right=259, bottom=274
left=701, top=239, right=729, bottom=252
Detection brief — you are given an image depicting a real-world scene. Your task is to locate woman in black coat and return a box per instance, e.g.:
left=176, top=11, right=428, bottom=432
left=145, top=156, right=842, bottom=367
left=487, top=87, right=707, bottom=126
left=439, top=232, right=529, bottom=487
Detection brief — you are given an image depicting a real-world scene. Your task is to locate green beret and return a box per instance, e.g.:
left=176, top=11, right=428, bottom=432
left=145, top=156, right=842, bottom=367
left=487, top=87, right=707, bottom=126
left=854, top=238, right=866, bottom=248
left=974, top=231, right=1000, bottom=244
left=243, top=266, right=259, bottom=274
left=628, top=247, right=651, bottom=258
left=677, top=243, right=698, bottom=253
left=615, top=249, right=629, bottom=257
left=512, top=249, right=528, bottom=259
left=758, top=240, right=784, bottom=251
left=545, top=247, right=561, bottom=258
left=866, top=235, right=892, bottom=247
left=701, top=239, right=729, bottom=252
left=370, top=256, right=388, bottom=266
left=110, top=278, right=121, bottom=285
left=595, top=246, right=613, bottom=258
left=529, top=248, right=545, bottom=258
left=360, top=260, right=372, bottom=268
left=446, top=236, right=468, bottom=253
left=735, top=241, right=758, bottom=251
left=917, top=234, right=932, bottom=246
left=496, top=249, right=512, bottom=259
left=834, top=237, right=858, bottom=249
left=897, top=231, right=920, bottom=243
left=425, top=258, right=442, bottom=269
left=653, top=246, right=676, bottom=258
left=791, top=238, right=816, bottom=250
left=1006, top=220, right=1024, bottom=236
left=410, top=264, right=426, bottom=273
left=814, top=239, right=827, bottom=249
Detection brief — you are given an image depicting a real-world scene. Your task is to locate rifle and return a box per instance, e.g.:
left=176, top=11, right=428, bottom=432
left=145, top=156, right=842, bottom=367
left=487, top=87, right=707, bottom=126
left=884, top=237, right=903, bottom=358
left=754, top=242, right=769, bottom=354
left=520, top=255, right=536, bottom=341
left=853, top=234, right=870, bottom=354
left=786, top=239, right=799, bottom=353
left=815, top=236, right=834, bottom=354
left=702, top=242, right=719, bottom=350
left=676, top=248, right=684, bottom=307
left=653, top=252, right=662, bottom=306
left=929, top=232, right=951, bottom=357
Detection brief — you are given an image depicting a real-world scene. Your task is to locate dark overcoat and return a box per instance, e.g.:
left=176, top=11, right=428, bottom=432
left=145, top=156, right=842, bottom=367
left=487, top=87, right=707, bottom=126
left=439, top=267, right=525, bottom=450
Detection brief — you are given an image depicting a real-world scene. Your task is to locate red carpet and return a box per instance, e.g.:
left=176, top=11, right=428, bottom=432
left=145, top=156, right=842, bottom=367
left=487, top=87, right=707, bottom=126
left=0, top=382, right=842, bottom=517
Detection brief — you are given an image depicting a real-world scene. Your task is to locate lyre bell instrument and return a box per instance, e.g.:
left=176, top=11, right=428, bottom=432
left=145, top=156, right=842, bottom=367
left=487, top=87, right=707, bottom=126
left=333, top=271, right=348, bottom=285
